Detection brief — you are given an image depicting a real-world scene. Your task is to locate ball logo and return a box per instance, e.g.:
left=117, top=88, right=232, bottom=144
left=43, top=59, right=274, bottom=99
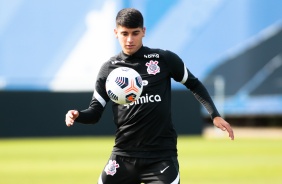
left=107, top=90, right=118, bottom=101
left=126, top=93, right=137, bottom=103
left=135, top=76, right=142, bottom=88
left=125, top=77, right=142, bottom=103
left=146, top=60, right=160, bottom=75
left=125, top=79, right=139, bottom=93
left=115, top=77, right=128, bottom=89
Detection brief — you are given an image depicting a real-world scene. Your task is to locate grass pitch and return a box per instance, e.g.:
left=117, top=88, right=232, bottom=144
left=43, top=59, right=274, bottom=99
left=0, top=136, right=282, bottom=184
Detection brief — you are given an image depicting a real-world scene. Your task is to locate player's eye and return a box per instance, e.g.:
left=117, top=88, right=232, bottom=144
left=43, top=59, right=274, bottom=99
left=133, top=31, right=140, bottom=36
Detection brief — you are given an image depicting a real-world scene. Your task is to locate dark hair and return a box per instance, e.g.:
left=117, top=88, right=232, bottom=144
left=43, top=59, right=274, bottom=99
left=116, top=8, right=144, bottom=28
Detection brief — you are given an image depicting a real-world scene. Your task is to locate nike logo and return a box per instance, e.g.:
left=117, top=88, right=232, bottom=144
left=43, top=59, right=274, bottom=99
left=160, top=166, right=170, bottom=173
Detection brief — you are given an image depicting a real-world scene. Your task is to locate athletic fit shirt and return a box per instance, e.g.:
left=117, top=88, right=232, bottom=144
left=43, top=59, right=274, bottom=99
left=76, top=46, right=220, bottom=158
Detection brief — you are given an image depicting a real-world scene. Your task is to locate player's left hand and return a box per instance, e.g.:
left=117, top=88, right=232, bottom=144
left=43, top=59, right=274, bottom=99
left=213, top=116, right=234, bottom=140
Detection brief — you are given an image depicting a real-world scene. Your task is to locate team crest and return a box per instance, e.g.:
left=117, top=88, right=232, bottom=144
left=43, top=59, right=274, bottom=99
left=146, top=60, right=160, bottom=75
left=104, top=160, right=120, bottom=176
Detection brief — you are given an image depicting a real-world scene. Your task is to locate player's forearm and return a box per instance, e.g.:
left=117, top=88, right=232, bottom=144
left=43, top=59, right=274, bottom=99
left=192, top=85, right=221, bottom=120
left=184, top=77, right=220, bottom=120
left=75, top=108, right=102, bottom=124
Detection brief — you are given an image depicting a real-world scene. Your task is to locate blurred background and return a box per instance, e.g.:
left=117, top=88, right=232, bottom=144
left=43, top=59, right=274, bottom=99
left=0, top=0, right=282, bottom=137
left=1, top=1, right=282, bottom=184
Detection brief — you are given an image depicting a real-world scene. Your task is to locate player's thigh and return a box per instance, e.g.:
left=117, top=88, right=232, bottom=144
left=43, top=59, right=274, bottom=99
left=98, top=154, right=139, bottom=184
left=141, top=156, right=180, bottom=184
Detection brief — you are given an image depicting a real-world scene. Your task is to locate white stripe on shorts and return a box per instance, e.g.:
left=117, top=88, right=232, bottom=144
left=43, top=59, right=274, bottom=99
left=98, top=174, right=103, bottom=184
left=171, top=172, right=180, bottom=184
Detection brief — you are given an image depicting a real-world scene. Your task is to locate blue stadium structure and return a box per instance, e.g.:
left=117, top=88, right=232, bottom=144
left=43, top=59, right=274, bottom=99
left=1, top=0, right=281, bottom=116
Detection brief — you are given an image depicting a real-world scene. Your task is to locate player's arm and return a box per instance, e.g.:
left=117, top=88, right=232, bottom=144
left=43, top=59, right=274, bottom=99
left=65, top=62, right=110, bottom=126
left=184, top=71, right=220, bottom=119
left=75, top=90, right=108, bottom=124
left=161, top=50, right=219, bottom=118
left=65, top=100, right=105, bottom=125
left=162, top=50, right=234, bottom=140
left=186, top=72, right=234, bottom=140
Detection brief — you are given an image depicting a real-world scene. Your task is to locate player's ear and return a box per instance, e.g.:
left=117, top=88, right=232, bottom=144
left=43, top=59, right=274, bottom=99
left=142, top=27, right=146, bottom=37
left=114, top=28, right=118, bottom=38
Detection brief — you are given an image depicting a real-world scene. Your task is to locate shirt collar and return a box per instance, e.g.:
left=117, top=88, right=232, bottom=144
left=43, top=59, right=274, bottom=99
left=119, top=46, right=145, bottom=61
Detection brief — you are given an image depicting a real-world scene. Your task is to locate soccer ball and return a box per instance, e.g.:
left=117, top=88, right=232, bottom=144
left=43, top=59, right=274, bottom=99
left=106, top=67, right=143, bottom=105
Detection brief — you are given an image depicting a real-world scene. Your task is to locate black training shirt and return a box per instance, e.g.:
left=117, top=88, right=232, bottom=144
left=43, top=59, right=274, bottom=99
left=76, top=46, right=220, bottom=158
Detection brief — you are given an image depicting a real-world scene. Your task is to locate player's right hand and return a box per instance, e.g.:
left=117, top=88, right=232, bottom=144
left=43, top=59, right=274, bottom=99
left=65, top=110, right=79, bottom=127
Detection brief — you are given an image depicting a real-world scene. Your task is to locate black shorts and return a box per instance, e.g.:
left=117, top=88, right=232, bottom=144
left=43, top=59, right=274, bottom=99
left=98, top=154, right=180, bottom=184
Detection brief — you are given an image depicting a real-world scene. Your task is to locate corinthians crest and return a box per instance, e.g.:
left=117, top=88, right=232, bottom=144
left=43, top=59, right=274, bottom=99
left=104, top=160, right=120, bottom=176
left=145, top=60, right=160, bottom=75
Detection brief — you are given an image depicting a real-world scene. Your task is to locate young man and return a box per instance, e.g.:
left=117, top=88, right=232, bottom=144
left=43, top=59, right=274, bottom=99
left=65, top=8, right=234, bottom=184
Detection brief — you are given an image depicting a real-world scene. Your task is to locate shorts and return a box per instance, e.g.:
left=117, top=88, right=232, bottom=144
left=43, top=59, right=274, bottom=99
left=98, top=154, right=180, bottom=184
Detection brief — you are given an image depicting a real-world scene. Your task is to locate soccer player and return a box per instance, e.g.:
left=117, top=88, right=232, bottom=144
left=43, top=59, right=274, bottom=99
left=65, top=8, right=234, bottom=184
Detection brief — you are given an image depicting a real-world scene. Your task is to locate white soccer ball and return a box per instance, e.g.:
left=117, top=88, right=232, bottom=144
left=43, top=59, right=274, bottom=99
left=106, top=67, right=143, bottom=105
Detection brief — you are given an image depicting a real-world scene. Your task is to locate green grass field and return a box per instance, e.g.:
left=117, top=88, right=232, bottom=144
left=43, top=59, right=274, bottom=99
left=1, top=136, right=282, bottom=184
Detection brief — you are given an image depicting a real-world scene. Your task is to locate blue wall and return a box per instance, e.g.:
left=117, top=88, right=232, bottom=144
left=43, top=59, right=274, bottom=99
left=1, top=0, right=281, bottom=116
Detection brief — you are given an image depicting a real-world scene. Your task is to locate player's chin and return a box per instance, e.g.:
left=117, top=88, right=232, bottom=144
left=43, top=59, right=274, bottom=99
left=124, top=47, right=136, bottom=55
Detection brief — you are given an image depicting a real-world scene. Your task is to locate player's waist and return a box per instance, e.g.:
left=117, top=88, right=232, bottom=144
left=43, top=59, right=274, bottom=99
left=112, top=147, right=177, bottom=158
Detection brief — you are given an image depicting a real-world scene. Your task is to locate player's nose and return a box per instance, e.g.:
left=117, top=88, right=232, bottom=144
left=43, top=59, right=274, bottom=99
left=127, top=35, right=133, bottom=43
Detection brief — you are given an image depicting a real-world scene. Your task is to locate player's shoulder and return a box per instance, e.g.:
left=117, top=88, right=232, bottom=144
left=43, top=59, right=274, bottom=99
left=142, top=46, right=171, bottom=59
left=97, top=55, right=119, bottom=76
left=107, top=54, right=122, bottom=64
left=99, top=54, right=123, bottom=68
